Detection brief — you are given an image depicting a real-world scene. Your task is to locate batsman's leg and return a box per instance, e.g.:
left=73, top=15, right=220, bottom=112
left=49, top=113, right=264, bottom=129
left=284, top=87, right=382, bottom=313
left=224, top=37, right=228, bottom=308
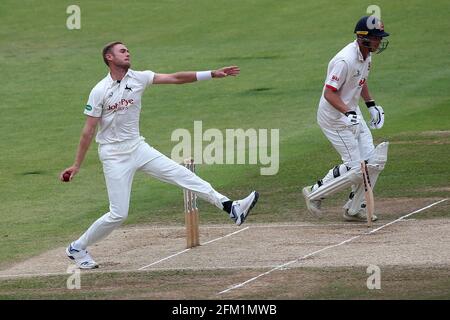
left=344, top=141, right=389, bottom=218
left=302, top=126, right=360, bottom=215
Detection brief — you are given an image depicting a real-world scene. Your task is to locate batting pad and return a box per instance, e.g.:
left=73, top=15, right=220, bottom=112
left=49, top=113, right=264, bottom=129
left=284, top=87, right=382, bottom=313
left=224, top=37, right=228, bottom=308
left=307, top=142, right=389, bottom=201
left=345, top=142, right=389, bottom=214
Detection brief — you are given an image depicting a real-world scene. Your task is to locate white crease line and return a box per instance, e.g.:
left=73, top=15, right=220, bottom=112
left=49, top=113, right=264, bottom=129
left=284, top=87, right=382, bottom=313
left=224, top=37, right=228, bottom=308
left=367, top=199, right=447, bottom=234
left=218, top=198, right=448, bottom=295
left=123, top=224, right=359, bottom=232
left=138, top=249, right=191, bottom=270
left=138, top=227, right=249, bottom=270
left=221, top=223, right=365, bottom=228
left=202, top=227, right=249, bottom=245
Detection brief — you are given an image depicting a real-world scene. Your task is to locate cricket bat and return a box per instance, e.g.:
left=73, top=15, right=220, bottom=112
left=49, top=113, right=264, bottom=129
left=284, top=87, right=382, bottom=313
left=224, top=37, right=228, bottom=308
left=361, top=161, right=374, bottom=228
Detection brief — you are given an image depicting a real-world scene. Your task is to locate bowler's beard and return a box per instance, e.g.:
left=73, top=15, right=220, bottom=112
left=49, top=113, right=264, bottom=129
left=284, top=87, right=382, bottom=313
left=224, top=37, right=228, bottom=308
left=111, top=55, right=131, bottom=69
left=114, top=61, right=130, bottom=70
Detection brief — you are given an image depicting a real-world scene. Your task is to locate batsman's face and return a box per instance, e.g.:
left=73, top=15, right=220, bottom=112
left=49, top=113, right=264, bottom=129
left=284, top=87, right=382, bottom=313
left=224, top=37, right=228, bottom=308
left=109, top=44, right=131, bottom=68
left=368, top=36, right=382, bottom=52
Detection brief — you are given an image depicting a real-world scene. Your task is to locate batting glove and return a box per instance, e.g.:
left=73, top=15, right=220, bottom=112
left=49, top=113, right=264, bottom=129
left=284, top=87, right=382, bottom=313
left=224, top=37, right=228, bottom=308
left=342, top=111, right=361, bottom=127
left=366, top=101, right=385, bottom=129
left=341, top=111, right=362, bottom=136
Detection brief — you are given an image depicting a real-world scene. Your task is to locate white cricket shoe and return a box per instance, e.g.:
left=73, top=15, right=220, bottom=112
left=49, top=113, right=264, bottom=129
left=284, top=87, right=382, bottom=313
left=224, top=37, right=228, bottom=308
left=302, top=186, right=322, bottom=216
left=343, top=209, right=378, bottom=222
left=230, top=191, right=259, bottom=226
left=66, top=243, right=99, bottom=269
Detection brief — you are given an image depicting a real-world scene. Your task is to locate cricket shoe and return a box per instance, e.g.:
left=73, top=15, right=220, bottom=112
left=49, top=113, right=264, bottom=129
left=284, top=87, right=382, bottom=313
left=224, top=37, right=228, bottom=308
left=230, top=191, right=259, bottom=226
left=302, top=185, right=322, bottom=217
left=343, top=209, right=378, bottom=222
left=66, top=243, right=99, bottom=269
left=342, top=191, right=355, bottom=211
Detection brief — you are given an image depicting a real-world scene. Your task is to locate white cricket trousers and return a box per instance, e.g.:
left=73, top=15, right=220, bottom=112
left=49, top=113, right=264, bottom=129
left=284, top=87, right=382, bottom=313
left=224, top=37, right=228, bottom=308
left=320, top=120, right=374, bottom=169
left=74, top=137, right=229, bottom=250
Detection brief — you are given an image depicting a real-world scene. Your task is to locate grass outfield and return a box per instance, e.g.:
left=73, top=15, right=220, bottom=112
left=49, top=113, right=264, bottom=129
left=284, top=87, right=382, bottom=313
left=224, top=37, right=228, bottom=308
left=1, top=0, right=449, bottom=270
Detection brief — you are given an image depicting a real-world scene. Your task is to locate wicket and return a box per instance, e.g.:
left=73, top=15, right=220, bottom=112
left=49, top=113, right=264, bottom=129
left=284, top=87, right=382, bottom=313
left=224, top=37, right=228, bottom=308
left=183, top=158, right=200, bottom=248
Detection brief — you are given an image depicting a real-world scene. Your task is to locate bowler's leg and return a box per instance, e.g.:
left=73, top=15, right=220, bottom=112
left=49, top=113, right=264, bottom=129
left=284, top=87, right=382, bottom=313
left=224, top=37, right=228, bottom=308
left=72, top=156, right=135, bottom=250
left=140, top=154, right=229, bottom=210
left=136, top=143, right=258, bottom=225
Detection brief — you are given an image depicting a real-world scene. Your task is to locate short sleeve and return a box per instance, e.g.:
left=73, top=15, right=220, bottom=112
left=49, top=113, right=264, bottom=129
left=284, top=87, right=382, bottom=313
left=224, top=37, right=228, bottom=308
left=84, top=87, right=103, bottom=117
left=325, top=60, right=348, bottom=91
left=141, top=70, right=155, bottom=87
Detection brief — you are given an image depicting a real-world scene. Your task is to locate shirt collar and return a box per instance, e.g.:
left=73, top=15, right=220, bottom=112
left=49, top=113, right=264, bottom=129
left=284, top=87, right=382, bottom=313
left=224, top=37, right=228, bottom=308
left=354, top=40, right=370, bottom=62
left=106, top=69, right=133, bottom=87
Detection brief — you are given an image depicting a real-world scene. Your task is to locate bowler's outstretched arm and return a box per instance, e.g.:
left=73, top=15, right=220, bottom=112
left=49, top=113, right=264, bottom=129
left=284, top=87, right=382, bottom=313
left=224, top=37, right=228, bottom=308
left=153, top=66, right=240, bottom=84
left=59, top=116, right=100, bottom=181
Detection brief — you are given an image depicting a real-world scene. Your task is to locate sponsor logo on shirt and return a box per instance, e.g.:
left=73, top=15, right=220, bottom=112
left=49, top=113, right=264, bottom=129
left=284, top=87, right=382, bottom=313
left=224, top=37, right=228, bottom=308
left=107, top=99, right=134, bottom=112
left=359, top=78, right=366, bottom=87
left=331, top=75, right=340, bottom=82
left=85, top=105, right=92, bottom=111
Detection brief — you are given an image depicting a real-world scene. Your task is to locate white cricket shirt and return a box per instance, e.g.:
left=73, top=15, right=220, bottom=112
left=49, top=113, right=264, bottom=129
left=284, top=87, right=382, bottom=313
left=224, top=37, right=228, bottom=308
left=317, top=41, right=371, bottom=129
left=84, top=69, right=155, bottom=144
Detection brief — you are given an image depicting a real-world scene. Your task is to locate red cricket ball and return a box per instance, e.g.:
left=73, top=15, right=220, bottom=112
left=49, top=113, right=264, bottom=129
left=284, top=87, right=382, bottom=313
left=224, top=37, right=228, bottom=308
left=63, top=173, right=71, bottom=182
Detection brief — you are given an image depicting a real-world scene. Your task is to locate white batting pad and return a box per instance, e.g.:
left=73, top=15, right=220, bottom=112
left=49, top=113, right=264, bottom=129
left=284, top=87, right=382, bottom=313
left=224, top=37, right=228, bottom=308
left=346, top=142, right=389, bottom=214
left=308, top=167, right=362, bottom=200
left=307, top=142, right=389, bottom=201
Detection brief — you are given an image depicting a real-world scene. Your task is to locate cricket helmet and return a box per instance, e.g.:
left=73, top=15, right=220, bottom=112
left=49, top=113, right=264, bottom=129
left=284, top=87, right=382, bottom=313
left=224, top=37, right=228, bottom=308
left=354, top=16, right=389, bottom=37
left=354, top=16, right=389, bottom=53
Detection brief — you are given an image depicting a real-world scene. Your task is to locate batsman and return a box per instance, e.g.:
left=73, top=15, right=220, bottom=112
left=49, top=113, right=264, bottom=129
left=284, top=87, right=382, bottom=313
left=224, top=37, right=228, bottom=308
left=302, top=16, right=390, bottom=222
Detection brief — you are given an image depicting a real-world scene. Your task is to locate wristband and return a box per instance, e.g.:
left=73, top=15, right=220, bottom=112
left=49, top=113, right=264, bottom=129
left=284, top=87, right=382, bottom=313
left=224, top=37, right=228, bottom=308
left=196, top=71, right=212, bottom=81
left=365, top=100, right=376, bottom=108
left=344, top=111, right=357, bottom=116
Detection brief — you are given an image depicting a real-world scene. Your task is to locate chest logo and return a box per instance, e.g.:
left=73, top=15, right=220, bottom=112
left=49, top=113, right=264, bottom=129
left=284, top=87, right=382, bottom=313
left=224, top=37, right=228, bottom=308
left=125, top=84, right=133, bottom=92
left=107, top=99, right=134, bottom=112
